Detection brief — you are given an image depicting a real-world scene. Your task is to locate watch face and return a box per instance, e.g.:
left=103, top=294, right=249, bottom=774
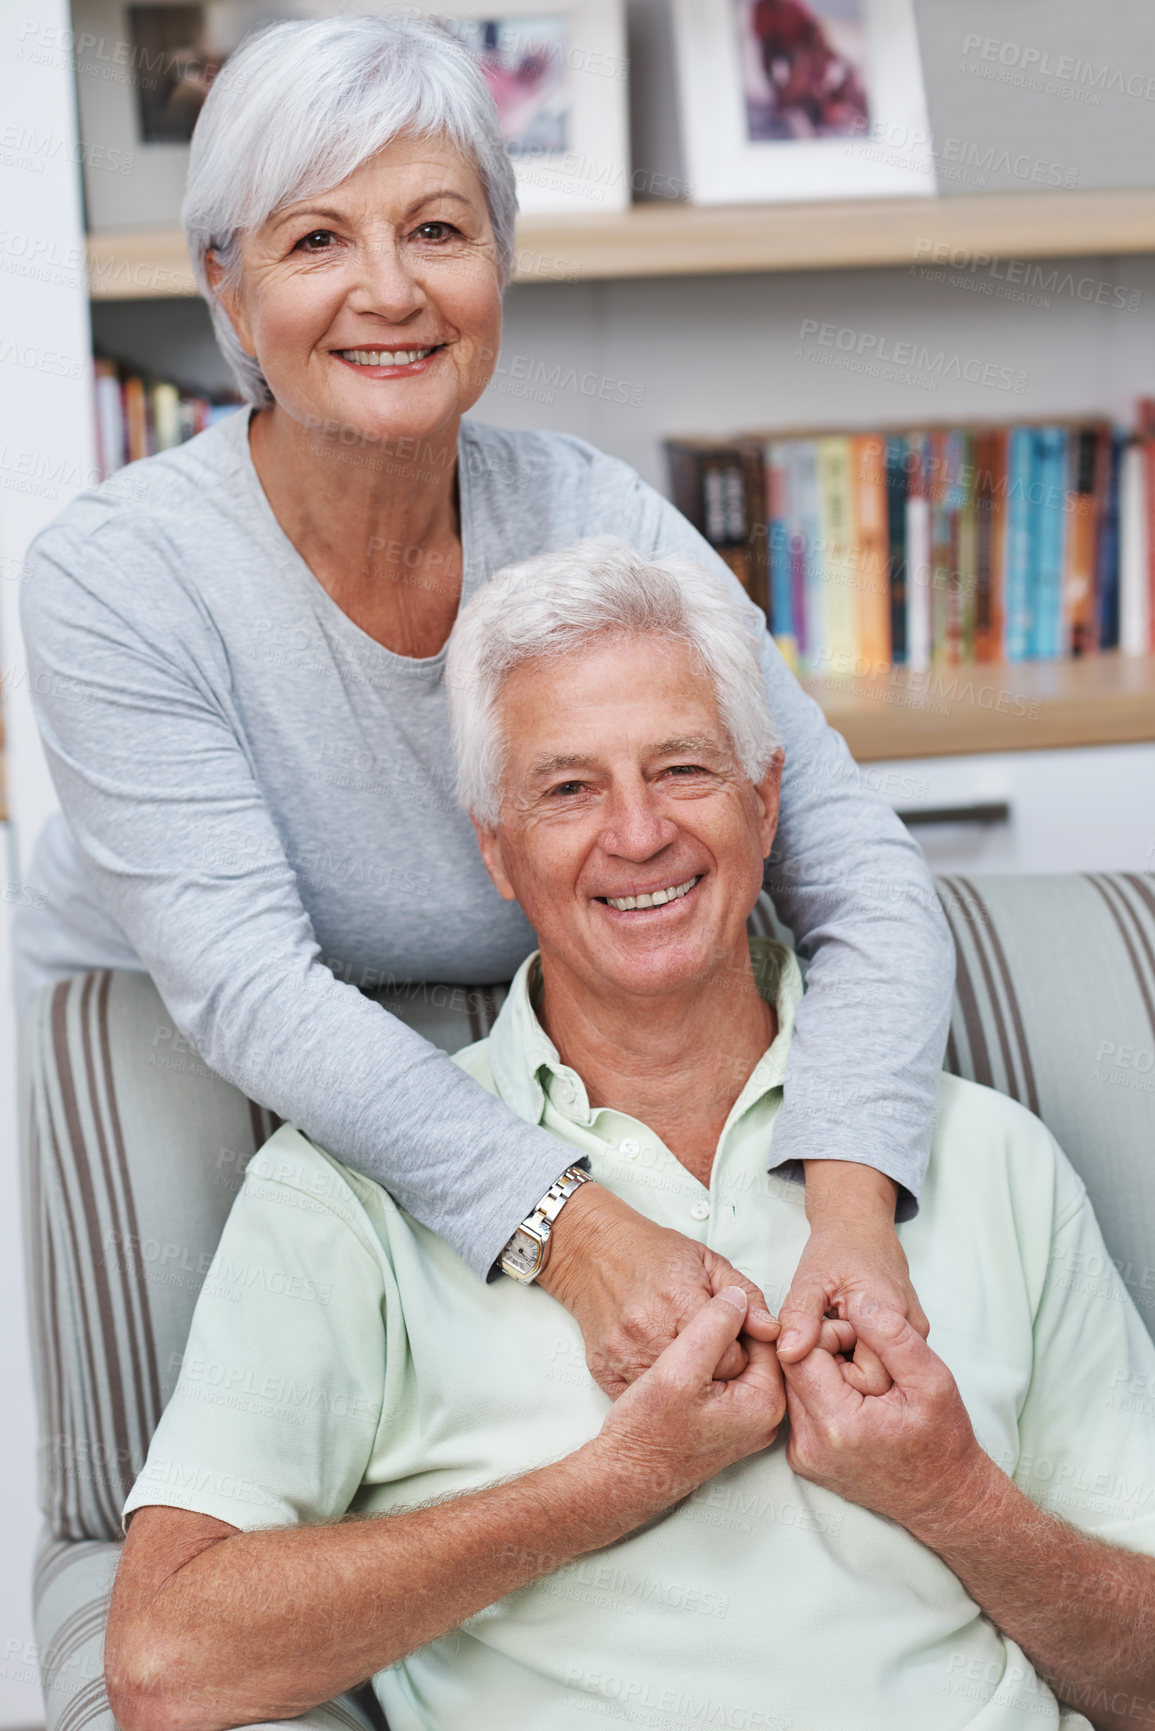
left=503, top=1228, right=543, bottom=1279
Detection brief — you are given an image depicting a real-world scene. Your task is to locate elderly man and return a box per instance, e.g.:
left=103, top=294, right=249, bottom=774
left=107, top=538, right=1155, bottom=1731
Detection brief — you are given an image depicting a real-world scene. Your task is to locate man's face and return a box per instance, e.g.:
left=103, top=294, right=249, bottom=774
left=474, top=634, right=783, bottom=1003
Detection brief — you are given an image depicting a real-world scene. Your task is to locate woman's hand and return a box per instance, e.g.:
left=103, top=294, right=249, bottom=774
left=537, top=1183, right=779, bottom=1398
left=775, top=1160, right=929, bottom=1396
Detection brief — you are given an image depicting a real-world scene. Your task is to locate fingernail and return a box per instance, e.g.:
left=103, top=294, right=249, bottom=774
left=778, top=1330, right=800, bottom=1352
left=720, top=1286, right=748, bottom=1310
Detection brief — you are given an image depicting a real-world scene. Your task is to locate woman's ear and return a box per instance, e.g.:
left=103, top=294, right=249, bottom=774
left=472, top=818, right=518, bottom=902
left=205, top=249, right=257, bottom=357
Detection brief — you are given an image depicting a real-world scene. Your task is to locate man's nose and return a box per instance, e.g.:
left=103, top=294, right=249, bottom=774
left=599, top=789, right=679, bottom=860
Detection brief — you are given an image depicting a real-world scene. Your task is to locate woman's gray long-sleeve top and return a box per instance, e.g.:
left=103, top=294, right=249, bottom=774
left=15, top=409, right=955, bottom=1277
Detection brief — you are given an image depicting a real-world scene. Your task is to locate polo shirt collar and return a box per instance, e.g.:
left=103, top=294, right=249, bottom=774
left=486, top=936, right=804, bottom=1132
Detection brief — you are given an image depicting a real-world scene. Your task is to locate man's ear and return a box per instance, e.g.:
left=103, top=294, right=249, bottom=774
left=472, top=818, right=518, bottom=902
left=754, top=747, right=785, bottom=858
left=205, top=250, right=257, bottom=359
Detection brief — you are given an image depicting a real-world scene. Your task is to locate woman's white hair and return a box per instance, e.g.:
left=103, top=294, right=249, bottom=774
left=181, top=13, right=518, bottom=406
left=447, top=536, right=781, bottom=826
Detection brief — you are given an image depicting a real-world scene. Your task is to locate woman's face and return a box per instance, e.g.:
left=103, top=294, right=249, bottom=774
left=216, top=133, right=504, bottom=450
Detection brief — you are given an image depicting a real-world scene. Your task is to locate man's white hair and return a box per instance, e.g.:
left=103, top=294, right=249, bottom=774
left=447, top=536, right=781, bottom=827
left=181, top=14, right=518, bottom=407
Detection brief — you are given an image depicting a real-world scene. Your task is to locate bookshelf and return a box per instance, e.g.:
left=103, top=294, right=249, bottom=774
left=87, top=187, right=1155, bottom=299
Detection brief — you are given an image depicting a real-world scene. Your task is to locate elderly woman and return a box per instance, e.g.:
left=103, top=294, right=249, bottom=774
left=16, top=14, right=953, bottom=1387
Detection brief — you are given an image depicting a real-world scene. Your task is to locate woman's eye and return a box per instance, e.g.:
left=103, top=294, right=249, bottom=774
left=413, top=221, right=459, bottom=242
left=295, top=230, right=335, bottom=252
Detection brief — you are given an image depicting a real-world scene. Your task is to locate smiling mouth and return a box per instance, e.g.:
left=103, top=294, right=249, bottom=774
left=596, top=875, right=701, bottom=912
left=334, top=345, right=444, bottom=367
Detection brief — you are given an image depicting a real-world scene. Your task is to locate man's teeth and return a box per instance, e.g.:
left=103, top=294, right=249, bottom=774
left=340, top=348, right=434, bottom=365
left=604, top=876, right=699, bottom=912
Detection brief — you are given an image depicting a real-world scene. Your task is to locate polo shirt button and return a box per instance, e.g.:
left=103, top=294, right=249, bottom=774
left=690, top=1200, right=710, bottom=1221
left=619, top=1137, right=640, bottom=1159
left=556, top=1080, right=576, bottom=1104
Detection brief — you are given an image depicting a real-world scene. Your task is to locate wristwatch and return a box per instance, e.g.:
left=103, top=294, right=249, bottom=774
left=499, top=1165, right=592, bottom=1282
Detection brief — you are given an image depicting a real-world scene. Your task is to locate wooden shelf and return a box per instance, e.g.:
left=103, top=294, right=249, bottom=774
left=803, top=652, right=1155, bottom=762
left=87, top=187, right=1155, bottom=299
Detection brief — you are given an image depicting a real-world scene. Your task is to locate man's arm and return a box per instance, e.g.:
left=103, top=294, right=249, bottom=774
left=784, top=1301, right=1155, bottom=1731
left=107, top=1290, right=786, bottom=1731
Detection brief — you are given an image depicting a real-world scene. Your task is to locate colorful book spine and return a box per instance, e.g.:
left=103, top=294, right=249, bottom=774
left=1031, top=427, right=1067, bottom=659
left=766, top=441, right=796, bottom=661
left=816, top=436, right=857, bottom=669
left=854, top=436, right=890, bottom=670
left=1003, top=427, right=1034, bottom=662
left=905, top=433, right=932, bottom=673
left=884, top=435, right=908, bottom=665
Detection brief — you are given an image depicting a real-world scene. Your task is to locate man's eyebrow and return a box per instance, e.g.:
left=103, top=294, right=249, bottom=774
left=527, top=737, right=726, bottom=780
left=529, top=752, right=597, bottom=779
left=647, top=735, right=727, bottom=758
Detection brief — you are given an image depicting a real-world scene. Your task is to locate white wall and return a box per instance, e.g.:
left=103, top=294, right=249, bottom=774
left=0, top=0, right=96, bottom=1719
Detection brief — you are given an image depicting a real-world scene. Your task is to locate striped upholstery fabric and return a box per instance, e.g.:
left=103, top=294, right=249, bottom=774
left=17, top=880, right=1154, bottom=1730
left=938, top=873, right=1155, bottom=1343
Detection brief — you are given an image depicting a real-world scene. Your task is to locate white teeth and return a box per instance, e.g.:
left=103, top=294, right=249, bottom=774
left=341, top=348, right=434, bottom=366
left=604, top=876, right=699, bottom=913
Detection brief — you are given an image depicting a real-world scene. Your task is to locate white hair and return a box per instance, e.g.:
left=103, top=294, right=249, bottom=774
left=446, top=536, right=780, bottom=826
left=181, top=14, right=518, bottom=406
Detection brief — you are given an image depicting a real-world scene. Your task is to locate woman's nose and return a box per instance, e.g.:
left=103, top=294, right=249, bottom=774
left=348, top=232, right=426, bottom=321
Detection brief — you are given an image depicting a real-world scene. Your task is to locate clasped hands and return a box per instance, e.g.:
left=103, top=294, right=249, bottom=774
left=540, top=1175, right=979, bottom=1523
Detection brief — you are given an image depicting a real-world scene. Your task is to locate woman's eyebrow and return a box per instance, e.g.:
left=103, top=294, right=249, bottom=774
left=271, top=190, right=475, bottom=230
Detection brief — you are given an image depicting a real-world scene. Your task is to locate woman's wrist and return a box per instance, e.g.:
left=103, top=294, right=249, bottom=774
left=802, top=1159, right=899, bottom=1231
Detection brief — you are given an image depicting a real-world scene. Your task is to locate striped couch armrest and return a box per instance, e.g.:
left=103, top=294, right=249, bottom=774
left=32, top=1528, right=387, bottom=1731
left=937, top=872, right=1155, bottom=1342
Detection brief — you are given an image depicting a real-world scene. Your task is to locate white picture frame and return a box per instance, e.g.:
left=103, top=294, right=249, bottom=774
left=670, top=0, right=936, bottom=205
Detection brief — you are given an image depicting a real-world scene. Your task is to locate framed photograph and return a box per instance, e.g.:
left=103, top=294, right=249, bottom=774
left=670, top=0, right=936, bottom=203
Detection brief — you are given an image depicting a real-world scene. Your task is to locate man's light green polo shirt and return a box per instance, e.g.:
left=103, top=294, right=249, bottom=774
left=125, top=941, right=1155, bottom=1731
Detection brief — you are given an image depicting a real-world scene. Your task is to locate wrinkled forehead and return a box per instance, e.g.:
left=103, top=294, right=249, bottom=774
left=494, top=635, right=738, bottom=786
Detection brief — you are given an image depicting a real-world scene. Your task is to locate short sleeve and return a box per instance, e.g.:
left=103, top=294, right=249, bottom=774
left=123, top=1133, right=388, bottom=1533
left=1014, top=1159, right=1155, bottom=1555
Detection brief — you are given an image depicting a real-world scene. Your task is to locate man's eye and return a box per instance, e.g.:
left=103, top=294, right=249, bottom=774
left=666, top=763, right=707, bottom=777
left=295, top=230, right=335, bottom=251
left=550, top=781, right=585, bottom=798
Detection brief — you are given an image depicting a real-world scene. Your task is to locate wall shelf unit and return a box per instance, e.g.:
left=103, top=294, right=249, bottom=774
left=802, top=652, right=1155, bottom=762
left=88, top=186, right=1155, bottom=300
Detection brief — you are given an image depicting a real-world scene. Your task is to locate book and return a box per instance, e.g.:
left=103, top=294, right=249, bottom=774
left=905, top=433, right=932, bottom=674
left=854, top=436, right=890, bottom=671
left=884, top=435, right=908, bottom=665
left=1003, top=427, right=1034, bottom=662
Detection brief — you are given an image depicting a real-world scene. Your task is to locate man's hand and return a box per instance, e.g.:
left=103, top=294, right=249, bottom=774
left=538, top=1182, right=779, bottom=1397
left=782, top=1295, right=981, bottom=1529
left=595, top=1287, right=786, bottom=1510
left=776, top=1160, right=929, bottom=1396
